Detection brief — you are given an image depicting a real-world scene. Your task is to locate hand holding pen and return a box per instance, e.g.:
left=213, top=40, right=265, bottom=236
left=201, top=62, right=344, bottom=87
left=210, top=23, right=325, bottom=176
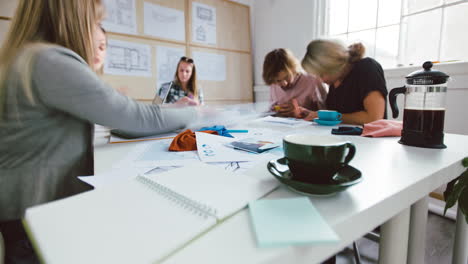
left=273, top=98, right=302, bottom=118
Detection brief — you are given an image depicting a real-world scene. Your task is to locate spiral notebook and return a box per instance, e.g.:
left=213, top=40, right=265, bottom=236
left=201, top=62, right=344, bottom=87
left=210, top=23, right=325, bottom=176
left=24, top=164, right=278, bottom=264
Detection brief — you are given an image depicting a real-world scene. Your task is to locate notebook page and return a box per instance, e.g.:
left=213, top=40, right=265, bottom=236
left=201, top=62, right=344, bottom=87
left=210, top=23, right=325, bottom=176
left=145, top=163, right=279, bottom=220
left=248, top=197, right=340, bottom=247
left=24, top=178, right=216, bottom=264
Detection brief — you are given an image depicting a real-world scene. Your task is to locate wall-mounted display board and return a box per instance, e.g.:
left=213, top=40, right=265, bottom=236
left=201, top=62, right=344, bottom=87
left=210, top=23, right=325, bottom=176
left=0, top=0, right=17, bottom=18
left=0, top=0, right=16, bottom=46
left=189, top=0, right=250, bottom=53
left=101, top=33, right=187, bottom=100
left=0, top=0, right=252, bottom=104
left=190, top=46, right=252, bottom=103
left=0, top=20, right=10, bottom=42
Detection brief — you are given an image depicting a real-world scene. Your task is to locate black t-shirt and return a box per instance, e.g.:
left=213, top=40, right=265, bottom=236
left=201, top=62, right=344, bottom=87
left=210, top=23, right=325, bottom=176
left=326, top=57, right=388, bottom=119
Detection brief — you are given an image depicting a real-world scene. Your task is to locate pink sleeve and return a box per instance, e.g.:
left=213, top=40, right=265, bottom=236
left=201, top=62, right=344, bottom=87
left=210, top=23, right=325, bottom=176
left=270, top=85, right=279, bottom=106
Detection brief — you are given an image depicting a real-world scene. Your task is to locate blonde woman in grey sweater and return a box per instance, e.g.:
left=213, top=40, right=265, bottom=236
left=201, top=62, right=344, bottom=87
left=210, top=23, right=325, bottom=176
left=0, top=1, right=198, bottom=262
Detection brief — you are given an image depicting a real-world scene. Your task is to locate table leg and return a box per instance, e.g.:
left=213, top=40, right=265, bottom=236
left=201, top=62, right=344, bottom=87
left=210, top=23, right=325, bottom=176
left=378, top=208, right=410, bottom=264
left=452, top=206, right=468, bottom=264
left=407, top=196, right=428, bottom=264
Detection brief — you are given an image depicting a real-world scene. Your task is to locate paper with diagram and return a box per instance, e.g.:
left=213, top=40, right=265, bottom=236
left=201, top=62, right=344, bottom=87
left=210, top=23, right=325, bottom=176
left=156, top=46, right=185, bottom=89
left=104, top=39, right=152, bottom=77
left=192, top=51, right=226, bottom=81
left=144, top=2, right=185, bottom=41
left=114, top=138, right=200, bottom=168
left=195, top=132, right=276, bottom=163
left=102, top=0, right=137, bottom=35
left=192, top=2, right=217, bottom=45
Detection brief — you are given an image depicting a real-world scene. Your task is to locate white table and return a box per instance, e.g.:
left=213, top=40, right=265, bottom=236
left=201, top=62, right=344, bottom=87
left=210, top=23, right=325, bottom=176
left=95, top=122, right=468, bottom=264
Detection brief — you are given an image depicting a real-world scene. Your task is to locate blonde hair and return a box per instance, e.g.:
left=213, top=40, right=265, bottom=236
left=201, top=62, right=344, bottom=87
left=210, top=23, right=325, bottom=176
left=174, top=57, right=198, bottom=98
left=0, top=0, right=105, bottom=117
left=301, top=39, right=365, bottom=76
left=262, top=48, right=302, bottom=85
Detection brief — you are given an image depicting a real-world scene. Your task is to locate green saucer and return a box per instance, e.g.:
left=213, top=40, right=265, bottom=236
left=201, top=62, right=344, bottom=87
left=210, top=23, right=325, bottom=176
left=267, top=157, right=362, bottom=195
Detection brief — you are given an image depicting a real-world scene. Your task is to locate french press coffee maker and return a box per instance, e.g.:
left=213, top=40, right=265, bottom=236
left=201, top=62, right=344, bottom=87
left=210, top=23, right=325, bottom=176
left=389, top=61, right=449, bottom=149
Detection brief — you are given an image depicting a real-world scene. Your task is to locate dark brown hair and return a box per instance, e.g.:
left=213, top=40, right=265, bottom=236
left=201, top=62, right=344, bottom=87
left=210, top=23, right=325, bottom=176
left=262, top=48, right=301, bottom=85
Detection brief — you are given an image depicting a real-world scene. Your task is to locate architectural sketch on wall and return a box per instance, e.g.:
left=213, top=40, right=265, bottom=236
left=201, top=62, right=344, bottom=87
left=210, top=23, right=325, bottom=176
left=104, top=39, right=152, bottom=77
left=192, top=2, right=217, bottom=45
left=144, top=2, right=185, bottom=42
left=192, top=51, right=226, bottom=81
left=156, top=46, right=185, bottom=89
left=102, top=0, right=137, bottom=35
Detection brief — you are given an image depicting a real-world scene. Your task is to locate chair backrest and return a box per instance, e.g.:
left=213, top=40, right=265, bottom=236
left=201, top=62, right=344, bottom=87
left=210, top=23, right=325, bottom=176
left=0, top=231, right=4, bottom=264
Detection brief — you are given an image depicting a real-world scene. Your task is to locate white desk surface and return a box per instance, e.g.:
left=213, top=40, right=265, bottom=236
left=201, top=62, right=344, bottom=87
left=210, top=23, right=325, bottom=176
left=95, top=122, right=468, bottom=264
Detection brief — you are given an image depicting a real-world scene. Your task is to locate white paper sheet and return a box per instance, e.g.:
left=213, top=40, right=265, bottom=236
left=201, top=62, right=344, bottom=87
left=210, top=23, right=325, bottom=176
left=109, top=132, right=177, bottom=144
left=192, top=51, right=226, bottom=81
left=78, top=167, right=148, bottom=189
left=156, top=46, right=185, bottom=89
left=144, top=2, right=185, bottom=41
left=195, top=132, right=276, bottom=163
left=104, top=39, right=152, bottom=77
left=114, top=138, right=200, bottom=168
left=102, top=0, right=137, bottom=35
left=257, top=116, right=313, bottom=128
left=211, top=161, right=256, bottom=174
left=192, top=2, right=217, bottom=45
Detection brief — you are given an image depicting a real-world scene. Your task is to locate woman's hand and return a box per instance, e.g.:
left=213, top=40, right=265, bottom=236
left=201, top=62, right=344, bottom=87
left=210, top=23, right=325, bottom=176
left=299, top=108, right=318, bottom=121
left=274, top=99, right=302, bottom=118
left=175, top=96, right=199, bottom=106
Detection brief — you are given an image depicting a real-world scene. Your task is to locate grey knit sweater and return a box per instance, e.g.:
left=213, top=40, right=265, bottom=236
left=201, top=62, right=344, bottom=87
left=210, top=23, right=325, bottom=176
left=0, top=46, right=196, bottom=220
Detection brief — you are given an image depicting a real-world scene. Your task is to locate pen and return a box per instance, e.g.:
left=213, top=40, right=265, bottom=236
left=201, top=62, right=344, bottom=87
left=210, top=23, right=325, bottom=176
left=226, top=130, right=249, bottom=133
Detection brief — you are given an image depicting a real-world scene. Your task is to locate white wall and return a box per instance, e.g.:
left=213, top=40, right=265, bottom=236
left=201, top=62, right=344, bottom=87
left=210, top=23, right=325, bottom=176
left=252, top=0, right=319, bottom=102
left=251, top=0, right=468, bottom=135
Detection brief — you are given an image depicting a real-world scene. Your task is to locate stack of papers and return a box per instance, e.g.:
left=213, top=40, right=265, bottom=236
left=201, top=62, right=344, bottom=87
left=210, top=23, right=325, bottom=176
left=195, top=132, right=278, bottom=163
left=85, top=125, right=287, bottom=189
left=224, top=138, right=279, bottom=153
left=258, top=116, right=312, bottom=128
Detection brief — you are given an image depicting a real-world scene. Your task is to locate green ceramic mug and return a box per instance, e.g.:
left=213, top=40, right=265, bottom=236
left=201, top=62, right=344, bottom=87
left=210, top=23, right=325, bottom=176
left=283, top=134, right=356, bottom=184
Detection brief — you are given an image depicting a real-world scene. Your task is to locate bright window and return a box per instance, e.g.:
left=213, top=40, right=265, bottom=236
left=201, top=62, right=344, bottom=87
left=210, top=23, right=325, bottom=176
left=326, top=0, right=468, bottom=68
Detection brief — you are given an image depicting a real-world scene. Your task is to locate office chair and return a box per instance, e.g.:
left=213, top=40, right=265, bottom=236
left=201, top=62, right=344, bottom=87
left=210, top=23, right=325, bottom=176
left=352, top=230, right=380, bottom=264
left=0, top=231, right=4, bottom=264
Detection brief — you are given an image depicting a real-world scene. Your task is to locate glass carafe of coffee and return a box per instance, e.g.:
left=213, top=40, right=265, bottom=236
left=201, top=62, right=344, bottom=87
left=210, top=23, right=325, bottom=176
left=389, top=61, right=449, bottom=149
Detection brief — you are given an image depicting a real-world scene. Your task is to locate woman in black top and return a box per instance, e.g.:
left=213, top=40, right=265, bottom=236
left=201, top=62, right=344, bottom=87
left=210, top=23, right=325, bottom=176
left=301, top=40, right=388, bottom=125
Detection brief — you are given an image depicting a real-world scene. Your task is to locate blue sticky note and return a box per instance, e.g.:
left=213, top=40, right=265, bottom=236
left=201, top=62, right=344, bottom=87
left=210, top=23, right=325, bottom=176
left=248, top=197, right=339, bottom=247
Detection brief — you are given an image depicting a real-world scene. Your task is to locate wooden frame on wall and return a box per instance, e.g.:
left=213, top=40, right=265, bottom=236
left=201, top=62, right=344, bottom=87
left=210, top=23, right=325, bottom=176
left=0, top=0, right=253, bottom=104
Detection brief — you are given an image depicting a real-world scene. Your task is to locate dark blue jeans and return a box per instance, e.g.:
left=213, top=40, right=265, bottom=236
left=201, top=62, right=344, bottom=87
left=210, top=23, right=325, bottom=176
left=0, top=220, right=39, bottom=264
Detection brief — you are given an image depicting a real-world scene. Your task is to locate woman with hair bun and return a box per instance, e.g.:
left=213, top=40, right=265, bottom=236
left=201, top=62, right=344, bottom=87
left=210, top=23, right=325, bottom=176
left=301, top=40, right=388, bottom=125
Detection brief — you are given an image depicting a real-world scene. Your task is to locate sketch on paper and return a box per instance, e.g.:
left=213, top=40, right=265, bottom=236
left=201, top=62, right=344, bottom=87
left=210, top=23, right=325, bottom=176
left=192, top=2, right=217, bottom=45
left=102, top=0, right=137, bottom=35
left=144, top=2, right=185, bottom=41
left=114, top=138, right=200, bottom=168
left=156, top=46, right=185, bottom=89
left=192, top=51, right=226, bottom=81
left=137, top=140, right=198, bottom=162
left=104, top=39, right=152, bottom=77
left=216, top=162, right=255, bottom=174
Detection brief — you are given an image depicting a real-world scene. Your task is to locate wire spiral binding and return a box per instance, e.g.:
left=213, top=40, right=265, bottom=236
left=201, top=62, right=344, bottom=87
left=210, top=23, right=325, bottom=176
left=136, top=175, right=218, bottom=219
